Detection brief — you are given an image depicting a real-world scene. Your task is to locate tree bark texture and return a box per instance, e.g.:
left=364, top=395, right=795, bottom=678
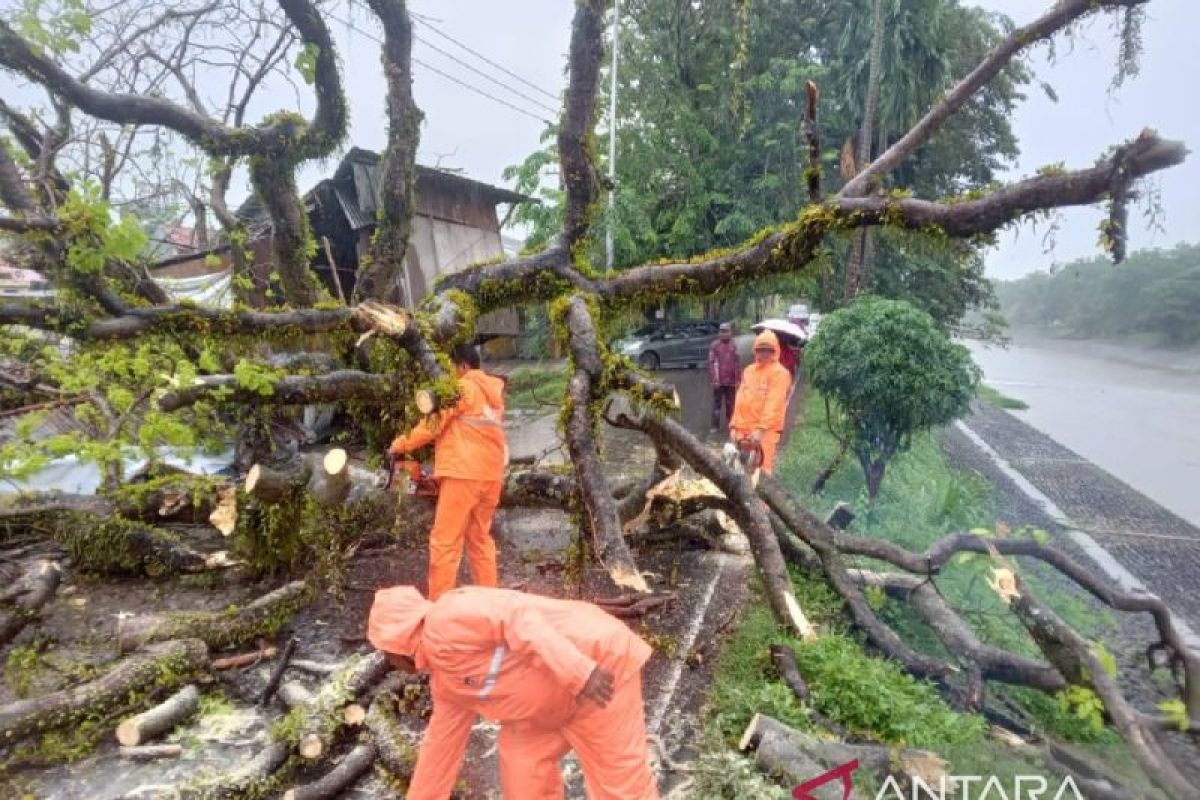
left=116, top=581, right=310, bottom=654
left=0, top=559, right=61, bottom=645
left=0, top=639, right=208, bottom=744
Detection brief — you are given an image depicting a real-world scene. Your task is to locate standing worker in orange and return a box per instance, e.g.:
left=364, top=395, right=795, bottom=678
left=388, top=344, right=508, bottom=600
left=729, top=329, right=792, bottom=474
left=368, top=585, right=660, bottom=800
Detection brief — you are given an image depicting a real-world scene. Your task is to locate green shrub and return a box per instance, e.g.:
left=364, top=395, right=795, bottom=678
left=806, top=297, right=980, bottom=498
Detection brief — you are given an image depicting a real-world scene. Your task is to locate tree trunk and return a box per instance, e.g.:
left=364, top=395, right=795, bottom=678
left=0, top=639, right=208, bottom=743
left=842, top=0, right=886, bottom=300
left=248, top=154, right=324, bottom=308
left=116, top=581, right=310, bottom=654
left=355, top=0, right=422, bottom=305
left=115, top=684, right=200, bottom=746
left=244, top=460, right=312, bottom=504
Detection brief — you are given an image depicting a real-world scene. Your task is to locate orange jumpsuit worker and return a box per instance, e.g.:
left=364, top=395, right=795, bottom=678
left=368, top=585, right=660, bottom=800
left=389, top=344, right=508, bottom=600
left=729, top=329, right=792, bottom=474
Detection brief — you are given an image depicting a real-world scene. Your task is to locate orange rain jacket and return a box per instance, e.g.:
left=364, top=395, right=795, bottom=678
left=730, top=329, right=792, bottom=435
left=368, top=586, right=654, bottom=800
left=389, top=368, right=508, bottom=481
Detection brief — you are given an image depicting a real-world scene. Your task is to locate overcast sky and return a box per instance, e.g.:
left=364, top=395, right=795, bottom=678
left=320, top=0, right=1196, bottom=282
left=2, top=0, right=1194, bottom=280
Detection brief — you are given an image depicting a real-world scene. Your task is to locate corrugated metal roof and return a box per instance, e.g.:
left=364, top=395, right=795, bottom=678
left=334, top=185, right=374, bottom=231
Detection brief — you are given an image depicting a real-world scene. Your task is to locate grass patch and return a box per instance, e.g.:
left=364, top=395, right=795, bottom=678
left=701, top=389, right=1132, bottom=793
left=504, top=363, right=568, bottom=410
left=977, top=383, right=1030, bottom=410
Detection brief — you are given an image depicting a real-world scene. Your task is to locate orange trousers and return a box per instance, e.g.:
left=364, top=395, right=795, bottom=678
left=730, top=429, right=781, bottom=475
left=497, top=675, right=659, bottom=800
left=427, top=477, right=501, bottom=600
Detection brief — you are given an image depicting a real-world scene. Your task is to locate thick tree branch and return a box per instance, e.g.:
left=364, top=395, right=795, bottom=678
left=840, top=0, right=1151, bottom=196
left=157, top=370, right=400, bottom=412
left=558, top=0, right=607, bottom=248
left=560, top=297, right=649, bottom=592
left=355, top=0, right=422, bottom=304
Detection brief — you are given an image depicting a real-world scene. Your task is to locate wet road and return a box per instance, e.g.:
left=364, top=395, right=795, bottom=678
left=967, top=339, right=1200, bottom=528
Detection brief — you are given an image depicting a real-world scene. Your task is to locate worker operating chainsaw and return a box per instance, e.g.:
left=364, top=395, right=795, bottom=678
left=729, top=329, right=791, bottom=475
left=388, top=343, right=508, bottom=600
left=368, top=585, right=661, bottom=800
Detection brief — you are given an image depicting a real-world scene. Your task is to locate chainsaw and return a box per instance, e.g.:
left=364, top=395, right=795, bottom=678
left=379, top=453, right=439, bottom=498
left=722, top=436, right=764, bottom=476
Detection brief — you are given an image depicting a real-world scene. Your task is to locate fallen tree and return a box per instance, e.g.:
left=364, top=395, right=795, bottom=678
left=1, top=0, right=1197, bottom=795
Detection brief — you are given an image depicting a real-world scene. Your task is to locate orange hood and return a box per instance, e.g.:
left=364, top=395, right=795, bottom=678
left=368, top=586, right=433, bottom=657
left=753, top=329, right=781, bottom=360
left=462, top=368, right=505, bottom=410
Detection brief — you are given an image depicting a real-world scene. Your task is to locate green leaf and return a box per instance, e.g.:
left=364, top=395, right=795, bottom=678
left=295, top=43, right=320, bottom=85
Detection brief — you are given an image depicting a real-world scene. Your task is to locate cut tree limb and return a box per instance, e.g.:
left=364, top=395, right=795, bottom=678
left=245, top=461, right=312, bottom=504
left=308, top=449, right=351, bottom=507
left=282, top=741, right=377, bottom=800
left=116, top=684, right=200, bottom=746
left=211, top=645, right=278, bottom=671
left=258, top=636, right=298, bottom=706
left=117, top=581, right=310, bottom=654
left=0, top=639, right=208, bottom=743
left=366, top=693, right=415, bottom=778
left=120, top=743, right=183, bottom=760
left=0, top=559, right=61, bottom=644
left=292, top=652, right=389, bottom=760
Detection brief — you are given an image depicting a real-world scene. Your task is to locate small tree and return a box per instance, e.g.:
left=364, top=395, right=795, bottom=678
left=806, top=297, right=979, bottom=499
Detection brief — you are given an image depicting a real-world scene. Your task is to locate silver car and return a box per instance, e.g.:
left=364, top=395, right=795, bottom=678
left=614, top=320, right=722, bottom=370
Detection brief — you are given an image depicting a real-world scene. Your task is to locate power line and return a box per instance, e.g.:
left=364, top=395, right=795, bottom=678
left=411, top=16, right=560, bottom=103
left=325, top=10, right=555, bottom=125
left=415, top=35, right=560, bottom=116
left=412, top=58, right=553, bottom=124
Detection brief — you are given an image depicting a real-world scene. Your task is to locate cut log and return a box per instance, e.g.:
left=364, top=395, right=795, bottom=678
left=307, top=449, right=351, bottom=507
left=257, top=636, right=298, bottom=706
left=282, top=741, right=376, bottom=800
left=342, top=703, right=366, bottom=726
left=117, top=581, right=310, bottom=654
left=211, top=645, right=278, bottom=671
left=116, top=684, right=200, bottom=746
left=245, top=460, right=312, bottom=503
left=0, top=559, right=61, bottom=644
left=277, top=681, right=315, bottom=710
left=741, top=713, right=946, bottom=795
left=209, top=485, right=238, bottom=536
left=366, top=693, right=415, bottom=779
left=292, top=652, right=388, bottom=760
left=120, top=743, right=183, bottom=760
left=414, top=388, right=436, bottom=415
left=0, top=638, right=208, bottom=743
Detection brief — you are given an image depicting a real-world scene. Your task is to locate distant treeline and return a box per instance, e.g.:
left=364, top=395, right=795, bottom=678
left=995, top=243, right=1200, bottom=346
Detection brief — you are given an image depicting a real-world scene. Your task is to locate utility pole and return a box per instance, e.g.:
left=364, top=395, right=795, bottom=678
left=605, top=0, right=620, bottom=274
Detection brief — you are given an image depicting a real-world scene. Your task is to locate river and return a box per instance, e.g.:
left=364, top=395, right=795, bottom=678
left=967, top=337, right=1200, bottom=528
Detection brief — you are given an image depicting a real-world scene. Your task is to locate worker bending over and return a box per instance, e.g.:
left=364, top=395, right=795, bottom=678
left=368, top=586, right=660, bottom=800
left=729, top=329, right=791, bottom=474
left=389, top=344, right=507, bottom=600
